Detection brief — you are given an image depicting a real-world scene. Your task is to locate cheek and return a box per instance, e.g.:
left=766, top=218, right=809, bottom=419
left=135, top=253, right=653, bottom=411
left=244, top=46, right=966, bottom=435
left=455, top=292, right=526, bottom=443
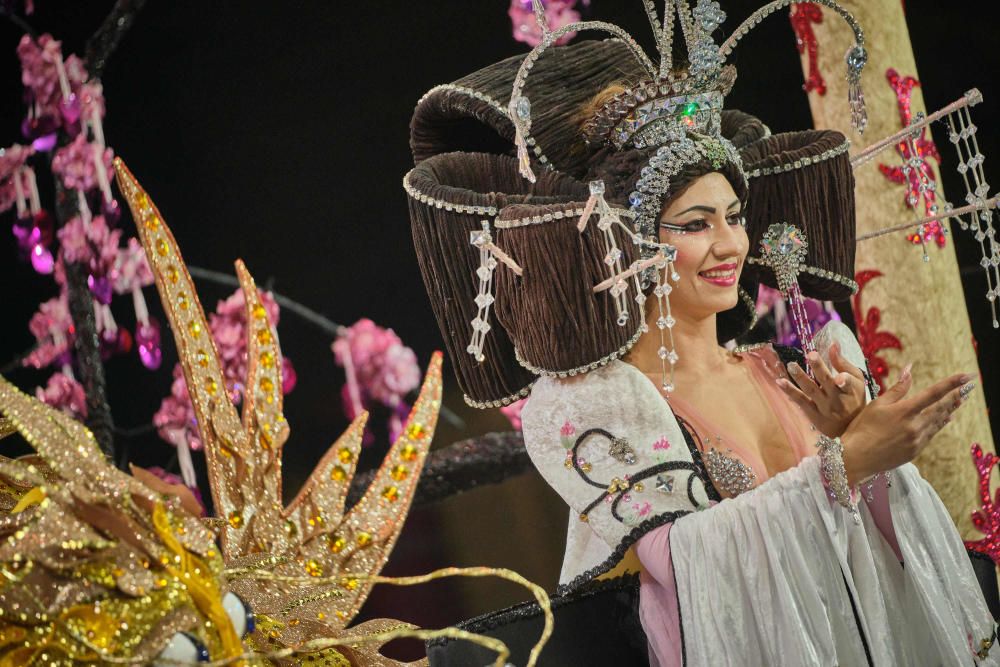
left=668, top=237, right=709, bottom=281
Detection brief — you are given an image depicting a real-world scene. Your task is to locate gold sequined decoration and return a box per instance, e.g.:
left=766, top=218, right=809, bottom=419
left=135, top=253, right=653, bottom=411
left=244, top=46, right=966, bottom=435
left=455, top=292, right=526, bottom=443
left=114, top=158, right=445, bottom=642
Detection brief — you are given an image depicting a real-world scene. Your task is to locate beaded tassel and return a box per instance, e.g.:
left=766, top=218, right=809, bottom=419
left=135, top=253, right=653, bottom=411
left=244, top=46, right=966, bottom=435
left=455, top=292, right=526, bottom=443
left=580, top=180, right=630, bottom=327
left=757, top=222, right=817, bottom=360
left=946, top=107, right=1000, bottom=328
left=468, top=221, right=498, bottom=362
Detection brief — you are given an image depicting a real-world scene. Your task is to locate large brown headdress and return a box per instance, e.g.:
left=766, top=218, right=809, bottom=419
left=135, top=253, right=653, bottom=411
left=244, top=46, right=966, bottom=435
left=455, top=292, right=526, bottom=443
left=407, top=0, right=869, bottom=402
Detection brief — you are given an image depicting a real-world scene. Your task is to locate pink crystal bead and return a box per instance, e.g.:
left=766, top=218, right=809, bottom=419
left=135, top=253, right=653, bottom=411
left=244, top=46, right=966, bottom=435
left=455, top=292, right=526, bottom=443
left=136, top=317, right=163, bottom=370
left=87, top=273, right=113, bottom=305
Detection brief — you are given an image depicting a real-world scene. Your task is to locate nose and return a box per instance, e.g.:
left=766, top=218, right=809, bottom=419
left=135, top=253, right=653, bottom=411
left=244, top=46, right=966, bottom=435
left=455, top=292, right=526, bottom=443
left=709, top=216, right=747, bottom=259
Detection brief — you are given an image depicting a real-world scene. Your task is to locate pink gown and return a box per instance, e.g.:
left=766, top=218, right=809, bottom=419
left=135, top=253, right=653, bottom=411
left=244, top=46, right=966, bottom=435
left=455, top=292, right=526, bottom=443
left=636, top=346, right=901, bottom=667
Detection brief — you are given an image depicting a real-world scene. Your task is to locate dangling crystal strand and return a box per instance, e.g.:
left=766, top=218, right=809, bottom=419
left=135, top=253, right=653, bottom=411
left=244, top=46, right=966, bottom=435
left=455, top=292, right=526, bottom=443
left=468, top=221, right=497, bottom=362
left=948, top=108, right=1000, bottom=327
left=652, top=256, right=678, bottom=392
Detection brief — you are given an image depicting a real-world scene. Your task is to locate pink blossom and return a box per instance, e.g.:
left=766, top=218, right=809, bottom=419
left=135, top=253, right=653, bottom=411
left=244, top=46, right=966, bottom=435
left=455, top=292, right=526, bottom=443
left=560, top=421, right=576, bottom=437
left=18, top=35, right=104, bottom=125
left=634, top=502, right=652, bottom=517
left=51, top=134, right=113, bottom=192
left=17, top=34, right=64, bottom=117
left=25, top=294, right=73, bottom=368
left=112, top=237, right=153, bottom=293
left=56, top=216, right=90, bottom=263
left=509, top=0, right=581, bottom=47
left=500, top=398, right=526, bottom=431
left=154, top=364, right=204, bottom=451
left=0, top=144, right=33, bottom=214
left=35, top=372, right=87, bottom=419
left=653, top=437, right=671, bottom=451
left=332, top=318, right=421, bottom=407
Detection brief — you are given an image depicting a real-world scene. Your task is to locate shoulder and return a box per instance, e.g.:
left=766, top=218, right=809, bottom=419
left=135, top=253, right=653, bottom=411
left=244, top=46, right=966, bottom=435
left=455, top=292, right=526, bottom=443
left=520, top=359, right=710, bottom=551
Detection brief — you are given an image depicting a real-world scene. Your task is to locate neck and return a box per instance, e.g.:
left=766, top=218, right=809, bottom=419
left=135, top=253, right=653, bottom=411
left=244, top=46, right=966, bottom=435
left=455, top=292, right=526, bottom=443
left=626, top=308, right=730, bottom=382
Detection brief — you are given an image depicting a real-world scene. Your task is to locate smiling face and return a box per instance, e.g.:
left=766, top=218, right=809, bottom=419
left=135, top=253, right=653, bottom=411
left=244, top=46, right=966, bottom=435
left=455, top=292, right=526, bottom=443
left=657, top=172, right=749, bottom=323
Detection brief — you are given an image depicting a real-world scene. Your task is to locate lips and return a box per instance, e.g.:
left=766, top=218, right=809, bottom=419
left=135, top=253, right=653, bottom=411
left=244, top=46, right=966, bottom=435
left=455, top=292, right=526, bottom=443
left=698, top=262, right=738, bottom=287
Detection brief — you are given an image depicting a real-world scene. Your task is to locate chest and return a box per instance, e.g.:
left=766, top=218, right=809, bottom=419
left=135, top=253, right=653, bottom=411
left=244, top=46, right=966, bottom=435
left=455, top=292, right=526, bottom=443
left=671, top=361, right=808, bottom=484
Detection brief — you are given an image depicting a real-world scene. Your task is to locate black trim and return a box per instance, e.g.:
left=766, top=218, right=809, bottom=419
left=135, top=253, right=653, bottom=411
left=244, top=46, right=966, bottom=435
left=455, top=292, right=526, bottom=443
left=426, top=573, right=643, bottom=647
left=608, top=461, right=701, bottom=522
left=675, top=413, right=722, bottom=504
left=841, top=572, right=875, bottom=667
left=571, top=428, right=621, bottom=489
left=556, top=510, right=692, bottom=596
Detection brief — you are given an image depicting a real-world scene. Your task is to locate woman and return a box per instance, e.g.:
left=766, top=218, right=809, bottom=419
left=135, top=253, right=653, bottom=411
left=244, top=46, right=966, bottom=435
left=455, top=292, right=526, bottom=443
left=407, top=2, right=997, bottom=663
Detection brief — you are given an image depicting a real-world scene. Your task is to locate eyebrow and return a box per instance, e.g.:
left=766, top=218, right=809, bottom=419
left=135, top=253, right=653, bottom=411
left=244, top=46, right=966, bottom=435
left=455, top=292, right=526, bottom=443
left=666, top=199, right=742, bottom=218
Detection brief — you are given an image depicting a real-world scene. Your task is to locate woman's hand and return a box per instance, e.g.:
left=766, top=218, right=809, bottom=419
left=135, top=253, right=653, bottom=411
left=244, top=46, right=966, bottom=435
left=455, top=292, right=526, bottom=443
left=839, top=366, right=976, bottom=486
left=776, top=342, right=867, bottom=437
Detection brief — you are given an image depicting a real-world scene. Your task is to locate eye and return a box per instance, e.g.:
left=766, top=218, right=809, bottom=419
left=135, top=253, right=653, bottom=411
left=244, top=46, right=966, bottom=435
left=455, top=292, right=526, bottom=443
left=661, top=218, right=712, bottom=234
left=222, top=591, right=255, bottom=637
left=154, top=632, right=209, bottom=665
left=727, top=213, right=745, bottom=227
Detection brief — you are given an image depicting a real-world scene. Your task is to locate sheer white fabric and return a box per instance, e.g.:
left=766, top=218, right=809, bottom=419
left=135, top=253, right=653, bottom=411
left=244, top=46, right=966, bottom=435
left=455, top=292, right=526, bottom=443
left=668, top=456, right=997, bottom=666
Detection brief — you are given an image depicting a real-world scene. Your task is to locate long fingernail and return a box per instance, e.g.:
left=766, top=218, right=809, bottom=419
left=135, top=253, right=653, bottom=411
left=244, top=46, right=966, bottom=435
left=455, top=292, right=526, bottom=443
left=787, top=362, right=801, bottom=375
left=960, top=381, right=977, bottom=401
left=900, top=362, right=913, bottom=382
left=959, top=373, right=977, bottom=384
left=835, top=375, right=848, bottom=388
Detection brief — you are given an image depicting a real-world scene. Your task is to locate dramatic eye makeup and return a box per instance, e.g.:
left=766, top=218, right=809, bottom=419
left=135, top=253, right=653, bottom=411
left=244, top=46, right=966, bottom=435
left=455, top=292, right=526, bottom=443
left=660, top=198, right=742, bottom=234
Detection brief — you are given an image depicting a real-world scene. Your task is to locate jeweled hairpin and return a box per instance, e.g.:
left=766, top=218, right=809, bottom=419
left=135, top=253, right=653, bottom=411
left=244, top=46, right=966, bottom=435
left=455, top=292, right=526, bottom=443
left=752, top=222, right=817, bottom=356
left=507, top=0, right=869, bottom=183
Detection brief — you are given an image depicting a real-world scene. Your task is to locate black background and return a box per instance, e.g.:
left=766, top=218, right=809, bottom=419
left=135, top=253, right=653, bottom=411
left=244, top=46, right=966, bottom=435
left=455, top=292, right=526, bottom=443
left=1, top=0, right=997, bottom=655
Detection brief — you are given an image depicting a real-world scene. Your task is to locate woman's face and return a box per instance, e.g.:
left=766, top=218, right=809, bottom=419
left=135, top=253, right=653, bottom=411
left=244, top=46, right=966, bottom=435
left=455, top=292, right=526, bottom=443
left=656, top=172, right=748, bottom=322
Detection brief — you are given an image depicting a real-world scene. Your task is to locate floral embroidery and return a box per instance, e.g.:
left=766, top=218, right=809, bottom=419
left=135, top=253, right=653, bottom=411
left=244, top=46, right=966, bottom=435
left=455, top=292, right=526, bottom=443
left=560, top=420, right=576, bottom=448
left=653, top=436, right=671, bottom=450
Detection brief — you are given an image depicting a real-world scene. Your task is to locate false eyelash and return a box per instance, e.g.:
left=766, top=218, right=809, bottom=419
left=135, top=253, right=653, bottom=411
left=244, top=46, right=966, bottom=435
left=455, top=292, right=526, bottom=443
left=659, top=222, right=713, bottom=235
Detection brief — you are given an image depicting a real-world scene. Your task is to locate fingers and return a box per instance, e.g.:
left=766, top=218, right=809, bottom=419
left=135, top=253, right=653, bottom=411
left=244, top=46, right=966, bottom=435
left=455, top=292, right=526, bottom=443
left=918, top=381, right=976, bottom=437
left=786, top=362, right=822, bottom=402
left=776, top=377, right=820, bottom=420
left=907, top=372, right=976, bottom=414
left=880, top=362, right=914, bottom=404
left=806, top=351, right=838, bottom=392
left=829, top=342, right=866, bottom=382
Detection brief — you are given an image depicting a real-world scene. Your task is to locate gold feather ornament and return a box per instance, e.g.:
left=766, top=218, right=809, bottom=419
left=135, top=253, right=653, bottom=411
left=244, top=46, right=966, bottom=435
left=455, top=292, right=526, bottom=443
left=0, top=159, right=558, bottom=666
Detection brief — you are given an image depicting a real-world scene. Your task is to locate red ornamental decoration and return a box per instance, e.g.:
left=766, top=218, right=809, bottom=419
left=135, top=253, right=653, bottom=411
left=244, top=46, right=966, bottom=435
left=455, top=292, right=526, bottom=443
left=965, top=443, right=1000, bottom=564
left=851, top=269, right=903, bottom=393
left=877, top=68, right=946, bottom=248
left=789, top=3, right=826, bottom=95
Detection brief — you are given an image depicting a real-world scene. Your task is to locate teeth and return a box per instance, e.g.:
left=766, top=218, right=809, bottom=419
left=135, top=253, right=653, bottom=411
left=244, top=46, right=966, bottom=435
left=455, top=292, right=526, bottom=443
left=701, top=270, right=735, bottom=278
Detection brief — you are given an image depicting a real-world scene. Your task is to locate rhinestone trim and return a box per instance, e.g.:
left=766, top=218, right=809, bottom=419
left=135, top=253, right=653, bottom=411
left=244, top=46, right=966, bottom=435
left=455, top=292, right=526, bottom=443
left=402, top=170, right=497, bottom=217
left=415, top=83, right=557, bottom=169
left=462, top=383, right=534, bottom=410
left=746, top=140, right=851, bottom=179
left=746, top=256, right=859, bottom=294
left=494, top=206, right=636, bottom=229
left=513, top=324, right=645, bottom=378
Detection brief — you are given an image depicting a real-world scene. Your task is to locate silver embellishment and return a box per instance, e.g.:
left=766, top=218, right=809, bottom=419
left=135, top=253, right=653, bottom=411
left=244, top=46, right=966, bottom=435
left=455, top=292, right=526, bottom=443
left=655, top=473, right=675, bottom=494
left=608, top=437, right=637, bottom=465
left=704, top=447, right=757, bottom=496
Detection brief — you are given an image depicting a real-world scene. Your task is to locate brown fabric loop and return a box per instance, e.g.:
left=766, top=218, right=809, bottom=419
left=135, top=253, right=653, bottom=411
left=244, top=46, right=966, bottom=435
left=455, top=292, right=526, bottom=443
left=494, top=204, right=643, bottom=374
left=408, top=152, right=588, bottom=406
left=410, top=39, right=646, bottom=176
left=741, top=130, right=856, bottom=300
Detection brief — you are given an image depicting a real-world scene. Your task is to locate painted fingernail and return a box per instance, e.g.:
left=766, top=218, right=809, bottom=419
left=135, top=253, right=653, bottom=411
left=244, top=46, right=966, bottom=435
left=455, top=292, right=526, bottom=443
left=900, top=362, right=913, bottom=383
left=960, top=381, right=977, bottom=400
left=786, top=362, right=799, bottom=375
left=835, top=375, right=848, bottom=388
left=959, top=373, right=977, bottom=384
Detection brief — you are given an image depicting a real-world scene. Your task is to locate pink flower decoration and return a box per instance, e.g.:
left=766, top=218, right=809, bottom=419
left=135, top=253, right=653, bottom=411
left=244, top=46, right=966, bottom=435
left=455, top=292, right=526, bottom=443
left=112, top=237, right=153, bottom=294
left=634, top=502, right=652, bottom=517
left=51, top=134, right=113, bottom=192
left=0, top=144, right=33, bottom=214
left=509, top=0, right=581, bottom=47
left=500, top=398, right=526, bottom=431
left=653, top=437, right=671, bottom=451
left=35, top=371, right=87, bottom=419
left=154, top=364, right=204, bottom=451
left=560, top=421, right=576, bottom=437
left=332, top=318, right=421, bottom=407
left=17, top=34, right=64, bottom=117
left=25, top=294, right=73, bottom=369
left=56, top=215, right=90, bottom=263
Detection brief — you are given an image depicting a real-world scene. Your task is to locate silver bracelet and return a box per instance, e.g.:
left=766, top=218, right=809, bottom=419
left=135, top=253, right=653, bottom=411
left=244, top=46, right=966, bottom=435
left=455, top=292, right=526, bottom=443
left=815, top=434, right=861, bottom=524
